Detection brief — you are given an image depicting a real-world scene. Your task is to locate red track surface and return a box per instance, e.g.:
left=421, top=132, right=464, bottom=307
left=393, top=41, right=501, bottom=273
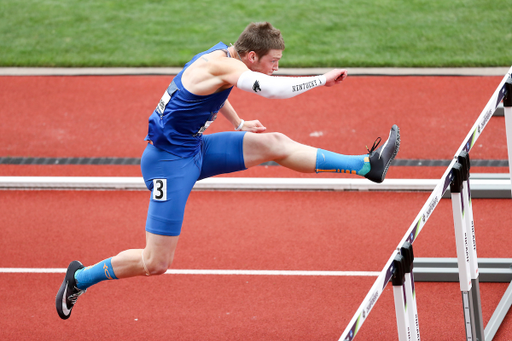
left=0, top=74, right=511, bottom=340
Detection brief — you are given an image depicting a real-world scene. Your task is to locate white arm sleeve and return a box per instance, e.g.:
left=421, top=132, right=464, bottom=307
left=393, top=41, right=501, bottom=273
left=236, top=70, right=327, bottom=99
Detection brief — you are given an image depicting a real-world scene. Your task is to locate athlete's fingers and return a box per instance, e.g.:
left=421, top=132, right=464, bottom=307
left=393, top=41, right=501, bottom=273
left=335, top=69, right=348, bottom=82
left=245, top=120, right=264, bottom=128
left=324, top=69, right=347, bottom=87
left=251, top=119, right=264, bottom=127
left=252, top=126, right=267, bottom=133
left=242, top=120, right=266, bottom=133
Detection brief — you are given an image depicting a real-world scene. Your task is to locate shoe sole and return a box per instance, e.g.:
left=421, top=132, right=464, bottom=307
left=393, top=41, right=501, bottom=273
left=56, top=260, right=83, bottom=320
left=379, top=125, right=400, bottom=182
left=366, top=125, right=400, bottom=183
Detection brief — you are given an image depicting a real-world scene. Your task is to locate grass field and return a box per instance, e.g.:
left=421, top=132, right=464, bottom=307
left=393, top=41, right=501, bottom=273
left=0, top=0, right=511, bottom=67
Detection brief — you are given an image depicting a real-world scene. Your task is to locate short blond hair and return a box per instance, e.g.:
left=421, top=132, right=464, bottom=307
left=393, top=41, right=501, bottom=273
left=234, top=22, right=285, bottom=59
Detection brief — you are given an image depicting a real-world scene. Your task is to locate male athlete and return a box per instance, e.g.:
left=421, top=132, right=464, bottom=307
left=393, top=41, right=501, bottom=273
left=56, top=22, right=400, bottom=319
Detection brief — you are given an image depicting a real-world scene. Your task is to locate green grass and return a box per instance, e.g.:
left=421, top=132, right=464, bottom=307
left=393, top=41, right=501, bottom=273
left=0, top=0, right=511, bottom=67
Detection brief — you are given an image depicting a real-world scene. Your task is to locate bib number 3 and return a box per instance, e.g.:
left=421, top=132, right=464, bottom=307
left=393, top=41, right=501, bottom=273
left=152, top=179, right=167, bottom=201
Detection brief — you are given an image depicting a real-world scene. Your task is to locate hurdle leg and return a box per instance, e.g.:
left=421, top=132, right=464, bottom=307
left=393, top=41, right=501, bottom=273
left=458, top=152, right=485, bottom=340
left=450, top=163, right=476, bottom=340
left=484, top=279, right=512, bottom=340
left=392, top=254, right=411, bottom=341
left=504, top=76, right=512, bottom=197
left=401, top=242, right=421, bottom=341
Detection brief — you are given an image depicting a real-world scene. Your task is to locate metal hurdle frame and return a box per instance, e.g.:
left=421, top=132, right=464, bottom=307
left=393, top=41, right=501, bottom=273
left=484, top=70, right=512, bottom=340
left=392, top=242, right=420, bottom=341
left=338, top=66, right=512, bottom=341
left=403, top=243, right=421, bottom=341
left=392, top=253, right=410, bottom=340
left=414, top=75, right=512, bottom=341
left=450, top=158, right=480, bottom=341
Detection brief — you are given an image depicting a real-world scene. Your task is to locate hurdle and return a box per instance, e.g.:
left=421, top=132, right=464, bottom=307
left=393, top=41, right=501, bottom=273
left=338, top=66, right=512, bottom=341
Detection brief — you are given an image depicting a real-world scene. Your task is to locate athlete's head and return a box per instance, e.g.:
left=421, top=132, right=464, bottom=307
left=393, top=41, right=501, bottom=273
left=235, top=22, right=285, bottom=58
left=234, top=22, right=285, bottom=75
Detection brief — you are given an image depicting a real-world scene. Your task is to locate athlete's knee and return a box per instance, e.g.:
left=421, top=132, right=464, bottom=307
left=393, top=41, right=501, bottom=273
left=146, top=259, right=171, bottom=276
left=143, top=252, right=174, bottom=276
left=266, top=132, right=290, bottom=144
left=261, top=132, right=293, bottom=158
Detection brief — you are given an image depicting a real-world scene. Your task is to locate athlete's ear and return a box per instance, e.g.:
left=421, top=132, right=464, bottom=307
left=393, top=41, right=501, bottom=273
left=247, top=51, right=257, bottom=63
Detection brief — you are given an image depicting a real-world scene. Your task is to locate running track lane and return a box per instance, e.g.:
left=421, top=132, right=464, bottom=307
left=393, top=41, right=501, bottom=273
left=1, top=74, right=511, bottom=339
left=0, top=190, right=511, bottom=340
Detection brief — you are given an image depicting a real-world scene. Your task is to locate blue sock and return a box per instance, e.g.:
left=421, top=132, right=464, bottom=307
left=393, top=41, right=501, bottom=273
left=315, top=149, right=370, bottom=176
left=74, top=257, right=118, bottom=290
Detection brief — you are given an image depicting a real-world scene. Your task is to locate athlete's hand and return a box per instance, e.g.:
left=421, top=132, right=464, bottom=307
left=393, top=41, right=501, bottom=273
left=324, top=69, right=347, bottom=87
left=242, top=120, right=266, bottom=133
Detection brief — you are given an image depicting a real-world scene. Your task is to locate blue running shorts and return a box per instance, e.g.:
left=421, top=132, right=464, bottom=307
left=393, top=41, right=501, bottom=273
left=141, top=131, right=247, bottom=236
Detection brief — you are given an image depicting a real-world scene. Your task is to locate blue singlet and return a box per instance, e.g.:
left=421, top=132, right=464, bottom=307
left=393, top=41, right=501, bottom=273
left=141, top=43, right=247, bottom=236
left=145, top=42, right=234, bottom=157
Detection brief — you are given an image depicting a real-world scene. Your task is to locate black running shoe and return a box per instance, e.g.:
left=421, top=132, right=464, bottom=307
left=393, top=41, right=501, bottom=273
left=56, top=260, right=86, bottom=320
left=364, top=125, right=400, bottom=183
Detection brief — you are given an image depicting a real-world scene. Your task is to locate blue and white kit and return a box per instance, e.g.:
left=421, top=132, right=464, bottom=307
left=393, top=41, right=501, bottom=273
left=142, top=42, right=247, bottom=236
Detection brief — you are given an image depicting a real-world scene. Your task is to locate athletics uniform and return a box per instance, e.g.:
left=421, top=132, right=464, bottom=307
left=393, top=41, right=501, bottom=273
left=56, top=25, right=401, bottom=322
left=142, top=42, right=247, bottom=236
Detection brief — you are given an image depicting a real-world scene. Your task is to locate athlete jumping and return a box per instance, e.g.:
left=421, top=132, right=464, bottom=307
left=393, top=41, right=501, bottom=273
left=56, top=22, right=400, bottom=319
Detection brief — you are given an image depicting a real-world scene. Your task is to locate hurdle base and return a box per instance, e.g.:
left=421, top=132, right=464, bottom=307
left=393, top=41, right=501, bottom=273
left=414, top=257, right=512, bottom=341
left=484, top=280, right=512, bottom=341
left=414, top=258, right=512, bottom=283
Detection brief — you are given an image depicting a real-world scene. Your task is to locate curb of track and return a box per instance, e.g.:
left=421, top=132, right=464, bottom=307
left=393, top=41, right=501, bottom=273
left=0, top=67, right=510, bottom=76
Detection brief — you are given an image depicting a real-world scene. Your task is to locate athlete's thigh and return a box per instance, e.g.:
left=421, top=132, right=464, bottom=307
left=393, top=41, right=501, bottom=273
left=141, top=143, right=201, bottom=236
left=144, top=231, right=180, bottom=265
left=199, top=131, right=247, bottom=180
left=241, top=131, right=290, bottom=168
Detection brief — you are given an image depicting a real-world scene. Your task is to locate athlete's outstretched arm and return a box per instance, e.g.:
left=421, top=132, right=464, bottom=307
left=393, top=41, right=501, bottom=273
left=235, top=69, right=347, bottom=99
left=217, top=58, right=347, bottom=99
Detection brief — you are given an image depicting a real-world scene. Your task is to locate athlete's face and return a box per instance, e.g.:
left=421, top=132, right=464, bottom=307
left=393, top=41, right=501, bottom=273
left=251, top=49, right=282, bottom=75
